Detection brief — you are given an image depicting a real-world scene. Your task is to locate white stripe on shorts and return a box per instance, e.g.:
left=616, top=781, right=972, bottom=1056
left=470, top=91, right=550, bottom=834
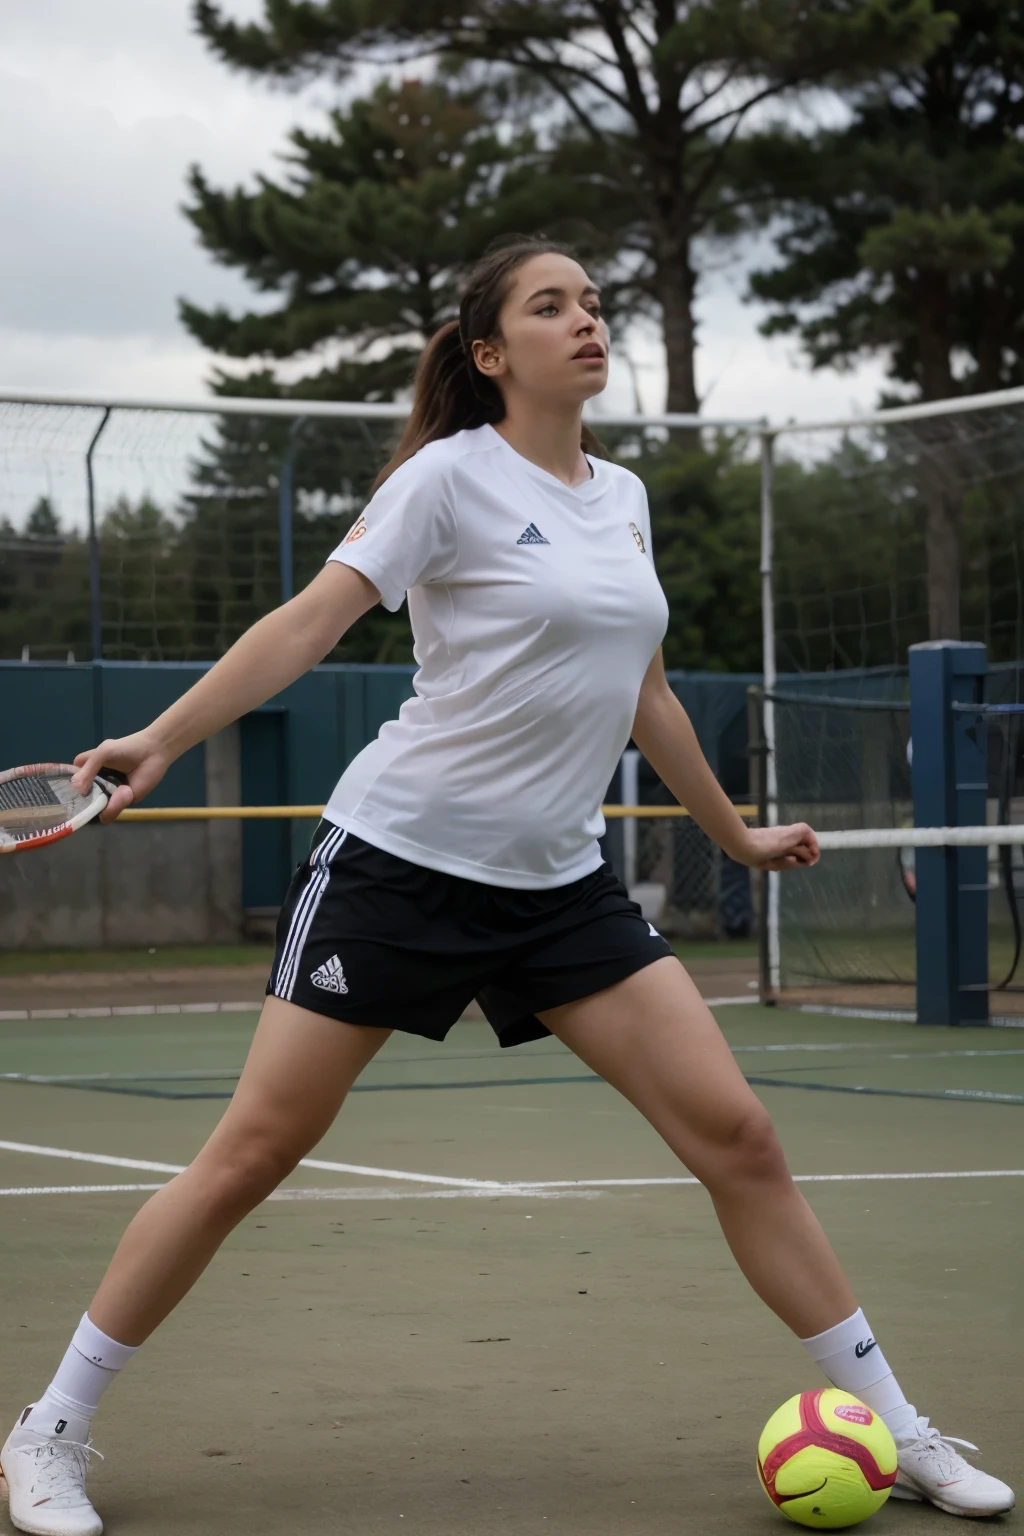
left=273, top=825, right=347, bottom=1001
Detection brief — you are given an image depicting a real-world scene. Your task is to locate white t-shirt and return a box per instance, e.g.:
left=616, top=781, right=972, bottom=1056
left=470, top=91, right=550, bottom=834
left=323, top=423, right=669, bottom=888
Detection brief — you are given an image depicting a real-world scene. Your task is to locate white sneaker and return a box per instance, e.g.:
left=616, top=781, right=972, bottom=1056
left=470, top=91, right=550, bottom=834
left=892, top=1415, right=1015, bottom=1517
left=0, top=1407, right=103, bottom=1536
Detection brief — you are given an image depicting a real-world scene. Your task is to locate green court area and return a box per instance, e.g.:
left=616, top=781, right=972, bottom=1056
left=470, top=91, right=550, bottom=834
left=0, top=937, right=757, bottom=979
left=1, top=1004, right=1021, bottom=1534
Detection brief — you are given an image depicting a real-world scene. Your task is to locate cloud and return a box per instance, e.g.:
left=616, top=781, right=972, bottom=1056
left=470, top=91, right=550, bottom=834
left=0, top=75, right=245, bottom=336
left=0, top=1, right=325, bottom=346
left=0, top=1, right=885, bottom=424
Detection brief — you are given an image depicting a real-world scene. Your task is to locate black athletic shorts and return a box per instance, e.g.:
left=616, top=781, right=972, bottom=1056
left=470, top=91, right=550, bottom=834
left=267, top=820, right=673, bottom=1047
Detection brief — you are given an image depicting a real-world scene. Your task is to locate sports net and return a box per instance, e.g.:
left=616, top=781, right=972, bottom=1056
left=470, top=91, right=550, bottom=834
left=764, top=680, right=1024, bottom=1019
left=770, top=396, right=1024, bottom=673
left=767, top=394, right=1024, bottom=1016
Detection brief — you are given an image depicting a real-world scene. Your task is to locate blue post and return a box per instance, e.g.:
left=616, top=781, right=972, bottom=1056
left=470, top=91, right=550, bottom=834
left=909, top=641, right=988, bottom=1026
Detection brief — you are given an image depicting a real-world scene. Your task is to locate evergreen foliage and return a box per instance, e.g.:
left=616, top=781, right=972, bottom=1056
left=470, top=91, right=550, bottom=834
left=191, top=0, right=945, bottom=413
left=748, top=1, right=1024, bottom=402
left=745, top=0, right=1024, bottom=637
left=181, top=76, right=526, bottom=400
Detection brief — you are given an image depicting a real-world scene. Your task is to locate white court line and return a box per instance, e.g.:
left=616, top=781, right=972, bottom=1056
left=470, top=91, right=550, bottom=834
left=0, top=1141, right=185, bottom=1174
left=0, top=996, right=752, bottom=1024
left=0, top=1003, right=263, bottom=1021
left=512, top=1170, right=1024, bottom=1189
left=266, top=1186, right=598, bottom=1202
left=0, top=1140, right=503, bottom=1190
left=0, top=1185, right=167, bottom=1196
left=299, top=1157, right=503, bottom=1189
left=1, top=1142, right=1023, bottom=1196
left=0, top=1183, right=597, bottom=1201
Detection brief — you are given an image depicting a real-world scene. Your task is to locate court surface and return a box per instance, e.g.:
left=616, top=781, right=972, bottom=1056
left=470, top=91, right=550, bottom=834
left=1, top=1002, right=1021, bottom=1534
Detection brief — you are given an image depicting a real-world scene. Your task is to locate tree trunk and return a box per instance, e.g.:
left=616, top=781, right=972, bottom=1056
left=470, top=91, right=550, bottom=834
left=924, top=483, right=961, bottom=640
left=975, top=285, right=1008, bottom=393
left=917, top=277, right=961, bottom=640
left=653, top=232, right=699, bottom=416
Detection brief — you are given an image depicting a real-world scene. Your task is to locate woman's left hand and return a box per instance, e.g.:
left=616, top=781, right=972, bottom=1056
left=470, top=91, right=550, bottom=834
left=734, top=823, right=820, bottom=871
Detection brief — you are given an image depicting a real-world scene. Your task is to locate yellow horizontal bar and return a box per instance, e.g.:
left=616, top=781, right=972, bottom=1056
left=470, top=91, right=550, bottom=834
left=607, top=805, right=757, bottom=819
left=121, top=805, right=326, bottom=821
left=120, top=803, right=759, bottom=822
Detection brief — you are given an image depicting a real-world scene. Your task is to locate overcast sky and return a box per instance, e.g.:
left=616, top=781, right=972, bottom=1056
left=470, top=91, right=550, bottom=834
left=0, top=0, right=888, bottom=424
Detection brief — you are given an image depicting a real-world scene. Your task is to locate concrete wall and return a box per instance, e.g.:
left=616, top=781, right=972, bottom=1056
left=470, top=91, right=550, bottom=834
left=0, top=661, right=417, bottom=951
left=2, top=727, right=244, bottom=948
left=0, top=660, right=759, bottom=951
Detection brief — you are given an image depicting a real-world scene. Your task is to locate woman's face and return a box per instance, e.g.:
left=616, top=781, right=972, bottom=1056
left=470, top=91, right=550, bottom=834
left=472, top=252, right=609, bottom=407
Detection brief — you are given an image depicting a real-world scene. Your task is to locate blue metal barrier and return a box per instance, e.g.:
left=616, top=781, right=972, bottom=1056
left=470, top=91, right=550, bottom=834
left=909, top=641, right=989, bottom=1026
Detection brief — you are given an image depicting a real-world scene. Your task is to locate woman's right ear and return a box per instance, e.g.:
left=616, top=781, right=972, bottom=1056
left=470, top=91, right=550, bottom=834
left=471, top=340, right=503, bottom=378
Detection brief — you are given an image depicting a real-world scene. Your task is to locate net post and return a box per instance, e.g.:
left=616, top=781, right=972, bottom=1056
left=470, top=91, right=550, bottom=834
left=759, top=427, right=780, bottom=1000
left=84, top=406, right=112, bottom=660
left=277, top=415, right=308, bottom=605
left=621, top=748, right=640, bottom=889
left=909, top=641, right=989, bottom=1026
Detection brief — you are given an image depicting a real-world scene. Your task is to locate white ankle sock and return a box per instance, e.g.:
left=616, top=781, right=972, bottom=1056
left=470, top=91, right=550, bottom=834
left=800, top=1308, right=919, bottom=1442
left=24, top=1314, right=139, bottom=1438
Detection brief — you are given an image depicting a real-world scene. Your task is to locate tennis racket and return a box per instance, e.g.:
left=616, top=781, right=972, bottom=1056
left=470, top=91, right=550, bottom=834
left=0, top=763, right=125, bottom=854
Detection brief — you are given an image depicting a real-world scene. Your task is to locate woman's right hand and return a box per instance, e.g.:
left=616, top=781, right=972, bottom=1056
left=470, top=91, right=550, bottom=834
left=71, top=731, right=172, bottom=823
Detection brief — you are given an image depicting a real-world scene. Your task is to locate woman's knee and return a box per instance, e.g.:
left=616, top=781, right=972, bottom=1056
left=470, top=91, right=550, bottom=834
left=191, top=1128, right=305, bottom=1213
left=692, top=1103, right=790, bottom=1191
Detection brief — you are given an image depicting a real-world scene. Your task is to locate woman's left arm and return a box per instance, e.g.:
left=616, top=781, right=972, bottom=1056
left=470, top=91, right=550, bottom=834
left=631, top=651, right=820, bottom=872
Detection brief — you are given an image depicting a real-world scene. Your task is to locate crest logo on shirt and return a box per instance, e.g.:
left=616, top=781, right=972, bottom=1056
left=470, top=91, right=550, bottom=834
left=629, top=521, right=646, bottom=554
left=343, top=516, right=368, bottom=545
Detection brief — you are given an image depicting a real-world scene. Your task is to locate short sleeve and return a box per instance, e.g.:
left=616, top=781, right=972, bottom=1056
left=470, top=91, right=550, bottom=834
left=327, top=453, right=458, bottom=612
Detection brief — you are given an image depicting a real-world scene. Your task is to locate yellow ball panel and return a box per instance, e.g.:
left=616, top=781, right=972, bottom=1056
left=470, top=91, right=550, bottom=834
left=761, top=1394, right=816, bottom=1462
left=759, top=1394, right=809, bottom=1462
left=757, top=1390, right=898, bottom=1529
left=767, top=1446, right=891, bottom=1528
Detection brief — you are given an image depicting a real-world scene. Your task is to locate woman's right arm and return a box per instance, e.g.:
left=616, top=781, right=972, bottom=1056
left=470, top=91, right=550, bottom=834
left=72, top=562, right=381, bottom=820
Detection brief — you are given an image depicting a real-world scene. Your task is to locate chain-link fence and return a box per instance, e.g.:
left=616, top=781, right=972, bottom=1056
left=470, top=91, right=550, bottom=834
left=0, top=392, right=757, bottom=665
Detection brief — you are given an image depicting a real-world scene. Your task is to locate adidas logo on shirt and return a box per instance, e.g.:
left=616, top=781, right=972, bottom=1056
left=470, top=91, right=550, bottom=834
left=311, top=955, right=348, bottom=994
left=516, top=522, right=550, bottom=545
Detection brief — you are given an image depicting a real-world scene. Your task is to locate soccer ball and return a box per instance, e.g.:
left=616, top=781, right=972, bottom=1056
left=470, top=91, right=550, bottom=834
left=757, top=1388, right=898, bottom=1528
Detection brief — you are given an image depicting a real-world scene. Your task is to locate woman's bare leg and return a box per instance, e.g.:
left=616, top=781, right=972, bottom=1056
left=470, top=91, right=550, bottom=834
left=88, top=998, right=390, bottom=1345
left=540, top=956, right=856, bottom=1336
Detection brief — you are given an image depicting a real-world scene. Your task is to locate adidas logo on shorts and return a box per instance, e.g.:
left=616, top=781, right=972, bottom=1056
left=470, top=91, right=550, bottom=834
left=311, top=954, right=348, bottom=994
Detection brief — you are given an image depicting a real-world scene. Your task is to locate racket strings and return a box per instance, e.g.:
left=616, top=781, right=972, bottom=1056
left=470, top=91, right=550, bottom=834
left=0, top=764, right=115, bottom=850
left=0, top=771, right=85, bottom=838
left=0, top=775, right=62, bottom=809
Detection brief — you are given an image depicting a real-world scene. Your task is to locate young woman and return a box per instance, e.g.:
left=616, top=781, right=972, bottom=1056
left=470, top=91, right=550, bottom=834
left=2, top=239, right=1012, bottom=1533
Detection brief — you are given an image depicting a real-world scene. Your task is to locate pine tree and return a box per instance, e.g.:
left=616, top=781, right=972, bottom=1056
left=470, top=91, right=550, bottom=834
left=173, top=379, right=410, bottom=661
left=0, top=498, right=91, bottom=660
left=180, top=77, right=524, bottom=398
left=193, top=0, right=946, bottom=414
left=747, top=0, right=1024, bottom=638
left=178, top=76, right=536, bottom=659
left=24, top=496, right=61, bottom=539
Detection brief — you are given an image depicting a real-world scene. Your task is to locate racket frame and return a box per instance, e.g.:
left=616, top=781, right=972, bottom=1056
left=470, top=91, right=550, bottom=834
left=0, top=762, right=119, bottom=854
